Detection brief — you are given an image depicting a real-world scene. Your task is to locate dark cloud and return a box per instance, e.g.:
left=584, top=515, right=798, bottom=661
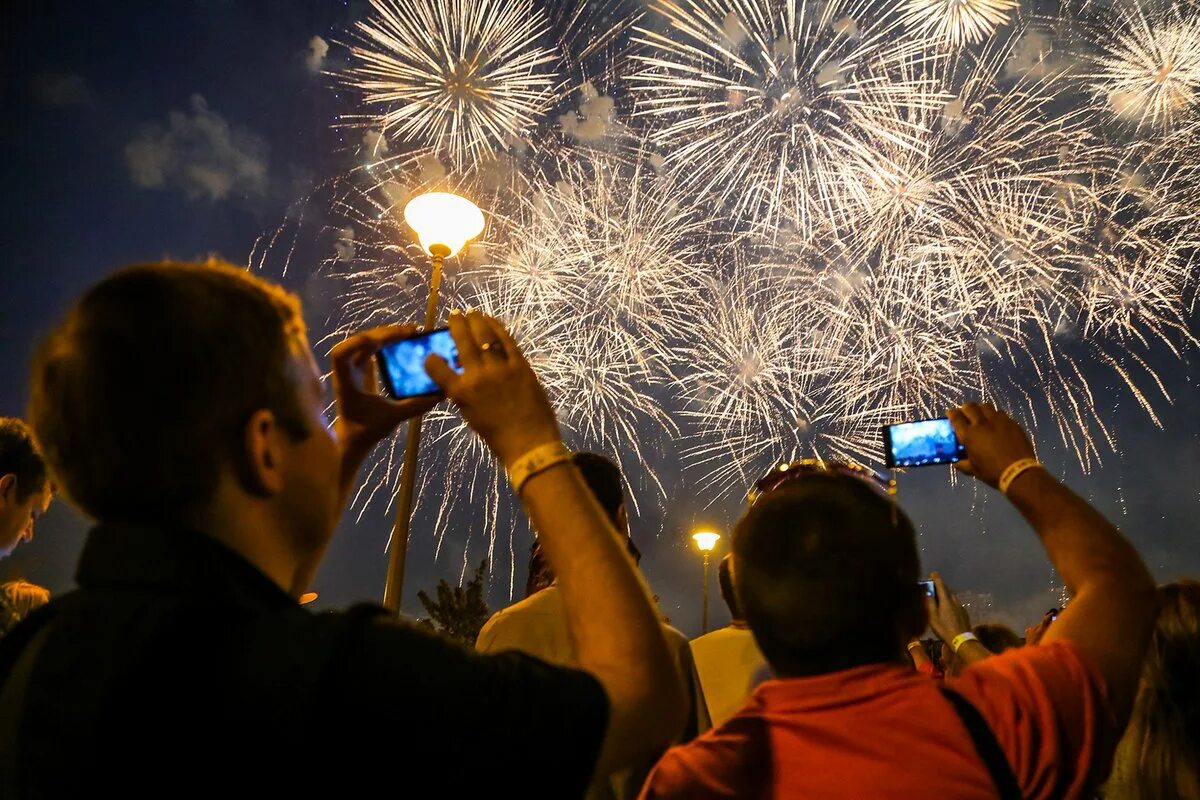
left=124, top=94, right=269, bottom=202
left=31, top=72, right=93, bottom=107
left=305, top=35, right=329, bottom=74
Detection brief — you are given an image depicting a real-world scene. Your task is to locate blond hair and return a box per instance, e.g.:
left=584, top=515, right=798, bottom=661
left=0, top=579, right=51, bottom=635
left=1105, top=580, right=1200, bottom=799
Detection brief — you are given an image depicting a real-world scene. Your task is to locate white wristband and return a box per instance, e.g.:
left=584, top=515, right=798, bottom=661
left=951, top=632, right=978, bottom=653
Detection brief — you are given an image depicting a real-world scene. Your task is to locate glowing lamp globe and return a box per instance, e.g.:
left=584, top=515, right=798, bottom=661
left=692, top=531, right=721, bottom=552
left=403, top=192, right=485, bottom=258
left=298, top=592, right=319, bottom=606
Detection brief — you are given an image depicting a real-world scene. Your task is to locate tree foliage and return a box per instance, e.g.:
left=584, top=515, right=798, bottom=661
left=416, top=559, right=491, bottom=645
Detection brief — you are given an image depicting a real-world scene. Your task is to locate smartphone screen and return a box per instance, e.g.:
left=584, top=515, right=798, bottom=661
left=375, top=327, right=461, bottom=399
left=883, top=417, right=966, bottom=469
left=917, top=579, right=936, bottom=600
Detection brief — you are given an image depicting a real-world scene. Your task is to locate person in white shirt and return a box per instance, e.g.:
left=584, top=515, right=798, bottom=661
left=477, top=452, right=709, bottom=800
left=689, top=555, right=770, bottom=726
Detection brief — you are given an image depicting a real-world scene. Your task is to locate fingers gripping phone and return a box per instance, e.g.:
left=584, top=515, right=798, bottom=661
left=375, top=327, right=463, bottom=399
left=883, top=418, right=967, bottom=469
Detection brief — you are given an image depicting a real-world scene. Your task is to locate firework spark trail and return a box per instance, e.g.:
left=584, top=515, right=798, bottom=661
left=1087, top=0, right=1200, bottom=132
left=318, top=146, right=709, bottom=587
left=833, top=40, right=1095, bottom=259
left=342, top=0, right=563, bottom=173
left=628, top=0, right=941, bottom=237
left=282, top=0, right=1200, bottom=590
left=899, top=0, right=1021, bottom=48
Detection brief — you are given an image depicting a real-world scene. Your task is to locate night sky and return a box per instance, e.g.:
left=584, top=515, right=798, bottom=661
left=2, top=0, right=1198, bottom=638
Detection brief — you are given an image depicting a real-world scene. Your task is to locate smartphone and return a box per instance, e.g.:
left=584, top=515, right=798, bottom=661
left=883, top=418, right=967, bottom=469
left=375, top=327, right=461, bottom=399
left=917, top=579, right=937, bottom=600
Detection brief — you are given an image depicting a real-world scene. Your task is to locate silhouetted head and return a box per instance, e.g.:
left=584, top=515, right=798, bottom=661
left=734, top=471, right=924, bottom=677
left=525, top=452, right=638, bottom=597
left=29, top=260, right=341, bottom=570
left=0, top=418, right=52, bottom=557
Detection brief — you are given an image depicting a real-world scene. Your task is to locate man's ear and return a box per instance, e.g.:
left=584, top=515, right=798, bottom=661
left=0, top=473, right=16, bottom=502
left=616, top=504, right=630, bottom=537
left=240, top=409, right=287, bottom=497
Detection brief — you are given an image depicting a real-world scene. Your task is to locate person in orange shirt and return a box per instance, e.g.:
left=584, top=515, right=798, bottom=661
left=642, top=403, right=1155, bottom=799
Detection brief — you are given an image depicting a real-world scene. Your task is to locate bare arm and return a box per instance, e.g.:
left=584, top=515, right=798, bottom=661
left=907, top=639, right=933, bottom=671
left=948, top=403, right=1155, bottom=723
left=427, top=311, right=687, bottom=777
left=1003, top=468, right=1153, bottom=720
left=518, top=463, right=688, bottom=773
left=924, top=572, right=993, bottom=668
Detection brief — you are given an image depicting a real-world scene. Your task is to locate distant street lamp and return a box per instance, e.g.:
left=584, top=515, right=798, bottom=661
left=382, top=192, right=486, bottom=614
left=692, top=530, right=721, bottom=634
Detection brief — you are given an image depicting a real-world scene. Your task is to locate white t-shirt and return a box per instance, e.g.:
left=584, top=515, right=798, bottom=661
left=476, top=585, right=711, bottom=800
left=689, top=624, right=770, bottom=726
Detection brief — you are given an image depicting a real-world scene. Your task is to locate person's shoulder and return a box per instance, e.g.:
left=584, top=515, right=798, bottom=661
left=492, top=587, right=562, bottom=621
left=689, top=625, right=744, bottom=652
left=642, top=705, right=771, bottom=798
left=476, top=588, right=562, bottom=646
left=663, top=623, right=689, bottom=646
left=959, top=639, right=1106, bottom=692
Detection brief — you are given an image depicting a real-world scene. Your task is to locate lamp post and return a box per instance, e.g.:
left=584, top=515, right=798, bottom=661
left=382, top=192, right=486, bottom=614
left=692, top=530, right=721, bottom=634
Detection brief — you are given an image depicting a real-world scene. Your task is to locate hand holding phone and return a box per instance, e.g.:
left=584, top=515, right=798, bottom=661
left=945, top=403, right=1037, bottom=488
left=330, top=325, right=442, bottom=455
left=423, top=311, right=562, bottom=466
left=883, top=418, right=966, bottom=468
left=375, top=327, right=462, bottom=399
left=917, top=579, right=937, bottom=600
left=923, top=573, right=972, bottom=647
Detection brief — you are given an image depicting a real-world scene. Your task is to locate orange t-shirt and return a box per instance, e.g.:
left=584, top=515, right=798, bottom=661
left=640, top=641, right=1114, bottom=799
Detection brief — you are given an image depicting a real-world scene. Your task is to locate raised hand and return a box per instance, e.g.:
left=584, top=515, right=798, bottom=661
left=330, top=324, right=439, bottom=455
left=924, top=572, right=972, bottom=645
left=424, top=310, right=562, bottom=467
left=946, top=402, right=1037, bottom=488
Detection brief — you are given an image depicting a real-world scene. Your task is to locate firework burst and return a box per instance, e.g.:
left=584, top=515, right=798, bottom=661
left=899, top=0, right=1021, bottom=48
left=628, top=0, right=938, bottom=237
left=1088, top=0, right=1200, bottom=132
left=342, top=0, right=563, bottom=173
left=264, top=0, right=1200, bottom=593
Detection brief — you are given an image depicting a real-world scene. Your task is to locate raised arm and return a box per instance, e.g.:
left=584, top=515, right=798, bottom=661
left=426, top=311, right=687, bottom=776
left=947, top=403, right=1155, bottom=722
left=924, top=572, right=992, bottom=669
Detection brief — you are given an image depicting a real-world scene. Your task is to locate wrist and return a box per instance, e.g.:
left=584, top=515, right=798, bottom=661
left=997, top=457, right=1042, bottom=494
left=507, top=440, right=573, bottom=496
left=495, top=427, right=563, bottom=469
left=951, top=631, right=978, bottom=653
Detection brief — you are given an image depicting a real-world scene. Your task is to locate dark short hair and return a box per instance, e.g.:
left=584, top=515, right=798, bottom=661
left=718, top=555, right=741, bottom=620
left=526, top=453, right=637, bottom=595
left=973, top=623, right=1022, bottom=654
left=733, top=473, right=922, bottom=677
left=572, top=453, right=627, bottom=526
left=29, top=260, right=310, bottom=524
left=0, top=419, right=48, bottom=501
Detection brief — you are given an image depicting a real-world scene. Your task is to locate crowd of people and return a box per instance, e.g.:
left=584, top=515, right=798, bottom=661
left=0, top=258, right=1197, bottom=798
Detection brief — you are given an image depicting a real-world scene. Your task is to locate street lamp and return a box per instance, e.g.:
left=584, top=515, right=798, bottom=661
left=382, top=191, right=486, bottom=614
left=692, top=530, right=721, bottom=634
